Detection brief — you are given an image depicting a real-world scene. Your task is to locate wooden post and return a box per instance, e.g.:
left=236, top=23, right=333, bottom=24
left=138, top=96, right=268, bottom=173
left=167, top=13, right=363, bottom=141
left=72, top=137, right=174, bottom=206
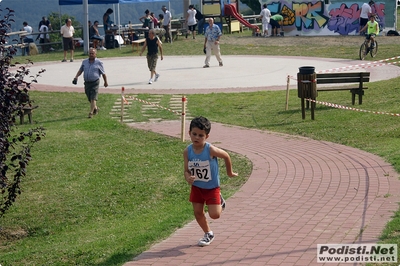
left=285, top=75, right=290, bottom=110
left=120, top=87, right=125, bottom=122
left=181, top=95, right=186, bottom=142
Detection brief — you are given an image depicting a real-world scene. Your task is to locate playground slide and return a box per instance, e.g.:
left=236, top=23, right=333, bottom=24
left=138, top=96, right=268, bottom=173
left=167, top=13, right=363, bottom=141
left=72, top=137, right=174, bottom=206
left=224, top=4, right=259, bottom=30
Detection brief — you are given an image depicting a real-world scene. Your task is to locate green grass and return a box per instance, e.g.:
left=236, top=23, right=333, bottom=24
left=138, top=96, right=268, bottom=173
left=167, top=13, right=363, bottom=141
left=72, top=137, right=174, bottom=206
left=2, top=18, right=400, bottom=265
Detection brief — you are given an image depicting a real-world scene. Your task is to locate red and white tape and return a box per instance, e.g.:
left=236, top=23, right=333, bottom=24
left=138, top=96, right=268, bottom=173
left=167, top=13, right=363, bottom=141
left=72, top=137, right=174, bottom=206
left=306, top=98, right=400, bottom=117
left=288, top=55, right=400, bottom=81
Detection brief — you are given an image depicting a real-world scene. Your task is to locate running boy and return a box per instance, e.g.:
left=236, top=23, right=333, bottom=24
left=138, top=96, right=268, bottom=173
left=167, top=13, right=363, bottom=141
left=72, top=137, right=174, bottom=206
left=183, top=116, right=238, bottom=246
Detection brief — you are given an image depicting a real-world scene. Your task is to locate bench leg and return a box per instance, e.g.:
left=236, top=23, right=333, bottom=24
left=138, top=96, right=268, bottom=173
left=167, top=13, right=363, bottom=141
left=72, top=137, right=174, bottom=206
left=28, top=113, right=33, bottom=124
left=352, top=93, right=356, bottom=105
left=19, top=114, right=24, bottom=124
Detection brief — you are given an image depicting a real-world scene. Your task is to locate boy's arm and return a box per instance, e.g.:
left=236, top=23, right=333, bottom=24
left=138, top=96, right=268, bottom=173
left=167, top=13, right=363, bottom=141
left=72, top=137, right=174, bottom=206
left=361, top=24, right=367, bottom=32
left=209, top=145, right=238, bottom=177
left=183, top=148, right=195, bottom=184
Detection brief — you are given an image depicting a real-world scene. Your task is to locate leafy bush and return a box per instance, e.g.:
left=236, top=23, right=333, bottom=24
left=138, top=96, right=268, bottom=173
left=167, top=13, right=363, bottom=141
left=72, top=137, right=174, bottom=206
left=0, top=6, right=45, bottom=218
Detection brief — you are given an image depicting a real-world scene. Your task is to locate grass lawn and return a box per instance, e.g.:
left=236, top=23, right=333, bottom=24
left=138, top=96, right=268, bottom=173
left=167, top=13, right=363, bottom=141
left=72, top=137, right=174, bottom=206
left=2, top=24, right=400, bottom=265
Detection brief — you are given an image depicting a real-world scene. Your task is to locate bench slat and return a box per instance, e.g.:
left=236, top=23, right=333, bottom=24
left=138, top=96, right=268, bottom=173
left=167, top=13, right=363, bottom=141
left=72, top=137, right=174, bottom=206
left=317, top=77, right=370, bottom=84
left=317, top=72, right=370, bottom=78
left=318, top=87, right=368, bottom=91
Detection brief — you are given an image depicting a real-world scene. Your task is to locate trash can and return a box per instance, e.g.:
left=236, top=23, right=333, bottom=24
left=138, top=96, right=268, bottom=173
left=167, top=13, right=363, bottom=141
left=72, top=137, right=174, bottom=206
left=297, top=66, right=317, bottom=120
left=297, top=66, right=316, bottom=99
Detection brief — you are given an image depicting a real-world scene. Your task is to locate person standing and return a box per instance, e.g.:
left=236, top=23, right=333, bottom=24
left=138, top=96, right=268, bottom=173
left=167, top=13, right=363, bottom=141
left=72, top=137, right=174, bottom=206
left=139, top=9, right=153, bottom=38
left=38, top=16, right=52, bottom=31
left=203, top=18, right=223, bottom=68
left=183, top=116, right=238, bottom=246
left=22, top=22, right=34, bottom=56
left=259, top=4, right=271, bottom=37
left=60, top=18, right=75, bottom=62
left=140, top=29, right=163, bottom=84
left=151, top=12, right=159, bottom=28
left=186, top=5, right=197, bottom=39
left=36, top=23, right=50, bottom=53
left=195, top=7, right=204, bottom=35
left=103, top=8, right=114, bottom=35
left=161, top=5, right=172, bottom=43
left=73, top=48, right=108, bottom=118
left=359, top=1, right=374, bottom=35
left=270, top=14, right=284, bottom=37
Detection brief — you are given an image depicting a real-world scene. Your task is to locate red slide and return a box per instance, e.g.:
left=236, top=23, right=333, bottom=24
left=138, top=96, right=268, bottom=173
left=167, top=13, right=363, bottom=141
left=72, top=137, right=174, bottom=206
left=224, top=4, right=259, bottom=30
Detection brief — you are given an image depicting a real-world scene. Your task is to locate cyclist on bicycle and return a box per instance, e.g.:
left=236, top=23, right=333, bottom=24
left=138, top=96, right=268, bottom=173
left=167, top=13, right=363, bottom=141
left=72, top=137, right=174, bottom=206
left=361, top=14, right=379, bottom=51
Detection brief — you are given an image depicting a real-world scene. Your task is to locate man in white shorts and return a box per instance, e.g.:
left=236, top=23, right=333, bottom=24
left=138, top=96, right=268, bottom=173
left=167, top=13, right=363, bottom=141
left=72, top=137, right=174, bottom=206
left=259, top=4, right=271, bottom=37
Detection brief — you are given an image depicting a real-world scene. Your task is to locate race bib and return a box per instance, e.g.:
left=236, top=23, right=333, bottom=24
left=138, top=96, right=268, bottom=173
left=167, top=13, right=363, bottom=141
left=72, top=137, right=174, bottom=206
left=188, top=160, right=212, bottom=182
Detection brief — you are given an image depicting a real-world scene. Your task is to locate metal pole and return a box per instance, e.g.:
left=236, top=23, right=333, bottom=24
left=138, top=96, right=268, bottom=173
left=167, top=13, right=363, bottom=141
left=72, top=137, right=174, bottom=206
left=83, top=0, right=89, bottom=55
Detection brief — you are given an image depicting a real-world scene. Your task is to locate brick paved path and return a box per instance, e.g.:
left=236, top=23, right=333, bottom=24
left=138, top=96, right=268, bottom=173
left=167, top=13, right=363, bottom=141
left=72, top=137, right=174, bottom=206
left=124, top=120, right=400, bottom=266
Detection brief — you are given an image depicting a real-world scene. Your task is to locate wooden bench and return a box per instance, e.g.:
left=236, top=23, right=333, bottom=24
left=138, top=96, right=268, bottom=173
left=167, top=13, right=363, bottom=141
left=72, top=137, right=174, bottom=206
left=316, top=72, right=370, bottom=105
left=19, top=105, right=39, bottom=124
left=131, top=38, right=145, bottom=52
left=16, top=93, right=39, bottom=124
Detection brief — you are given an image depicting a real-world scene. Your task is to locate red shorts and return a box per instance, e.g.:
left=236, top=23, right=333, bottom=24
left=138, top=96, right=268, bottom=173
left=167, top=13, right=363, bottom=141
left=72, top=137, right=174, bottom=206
left=190, top=185, right=221, bottom=205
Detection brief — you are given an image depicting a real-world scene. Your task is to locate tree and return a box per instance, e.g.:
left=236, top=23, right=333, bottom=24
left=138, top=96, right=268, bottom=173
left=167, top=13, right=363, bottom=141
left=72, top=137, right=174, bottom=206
left=240, top=0, right=262, bottom=15
left=0, top=6, right=45, bottom=218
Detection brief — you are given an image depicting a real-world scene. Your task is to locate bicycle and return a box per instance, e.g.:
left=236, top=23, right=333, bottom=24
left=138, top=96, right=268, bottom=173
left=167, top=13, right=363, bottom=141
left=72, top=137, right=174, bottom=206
left=359, top=37, right=378, bottom=60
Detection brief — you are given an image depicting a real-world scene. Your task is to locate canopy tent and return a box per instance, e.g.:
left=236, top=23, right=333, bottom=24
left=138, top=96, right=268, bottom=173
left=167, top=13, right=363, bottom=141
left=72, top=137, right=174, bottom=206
left=59, top=0, right=169, bottom=53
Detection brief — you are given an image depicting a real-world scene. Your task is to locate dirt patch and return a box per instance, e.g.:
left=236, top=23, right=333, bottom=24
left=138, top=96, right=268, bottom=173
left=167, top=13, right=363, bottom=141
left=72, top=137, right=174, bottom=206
left=0, top=227, right=28, bottom=241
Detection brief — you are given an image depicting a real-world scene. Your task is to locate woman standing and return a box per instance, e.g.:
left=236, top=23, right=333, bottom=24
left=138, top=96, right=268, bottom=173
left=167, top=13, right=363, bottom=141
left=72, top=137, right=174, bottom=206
left=186, top=5, right=197, bottom=39
left=140, top=9, right=153, bottom=38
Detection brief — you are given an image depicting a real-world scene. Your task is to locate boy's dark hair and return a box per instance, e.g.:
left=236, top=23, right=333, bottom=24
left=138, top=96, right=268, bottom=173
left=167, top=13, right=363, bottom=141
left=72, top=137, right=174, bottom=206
left=263, top=4, right=267, bottom=8
left=107, top=8, right=113, bottom=14
left=190, top=116, right=211, bottom=134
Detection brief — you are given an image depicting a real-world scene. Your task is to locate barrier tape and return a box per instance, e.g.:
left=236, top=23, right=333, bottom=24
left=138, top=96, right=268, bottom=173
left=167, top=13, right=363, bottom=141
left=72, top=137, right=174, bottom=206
left=306, top=98, right=400, bottom=117
left=287, top=55, right=400, bottom=81
left=123, top=95, right=181, bottom=115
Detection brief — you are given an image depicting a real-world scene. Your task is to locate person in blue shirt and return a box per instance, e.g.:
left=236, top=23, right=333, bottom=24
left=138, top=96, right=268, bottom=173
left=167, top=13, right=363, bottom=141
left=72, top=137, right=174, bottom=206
left=183, top=116, right=238, bottom=246
left=73, top=48, right=108, bottom=118
left=203, top=18, right=223, bottom=68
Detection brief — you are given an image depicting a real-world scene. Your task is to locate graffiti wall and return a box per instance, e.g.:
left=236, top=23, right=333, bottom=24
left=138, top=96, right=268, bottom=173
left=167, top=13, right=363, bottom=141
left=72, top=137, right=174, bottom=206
left=262, top=1, right=390, bottom=36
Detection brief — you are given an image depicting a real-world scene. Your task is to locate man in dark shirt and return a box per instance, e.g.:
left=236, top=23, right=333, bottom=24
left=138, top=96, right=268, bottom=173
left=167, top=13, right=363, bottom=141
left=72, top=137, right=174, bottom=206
left=140, top=29, right=164, bottom=84
left=195, top=8, right=205, bottom=34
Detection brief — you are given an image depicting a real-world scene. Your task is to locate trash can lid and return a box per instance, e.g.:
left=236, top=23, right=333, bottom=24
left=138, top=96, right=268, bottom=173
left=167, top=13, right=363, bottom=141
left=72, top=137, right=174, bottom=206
left=299, top=66, right=315, bottom=74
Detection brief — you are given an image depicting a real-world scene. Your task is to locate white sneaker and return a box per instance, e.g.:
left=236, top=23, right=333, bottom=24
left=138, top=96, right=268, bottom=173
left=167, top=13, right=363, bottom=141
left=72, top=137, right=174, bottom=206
left=198, top=232, right=215, bottom=246
left=154, top=73, right=160, bottom=82
left=99, top=46, right=107, bottom=50
left=148, top=79, right=153, bottom=84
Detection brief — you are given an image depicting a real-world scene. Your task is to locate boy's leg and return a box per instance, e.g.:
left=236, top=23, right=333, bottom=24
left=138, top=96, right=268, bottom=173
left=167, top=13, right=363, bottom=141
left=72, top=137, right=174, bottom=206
left=192, top=202, right=210, bottom=233
left=207, top=204, right=222, bottom=219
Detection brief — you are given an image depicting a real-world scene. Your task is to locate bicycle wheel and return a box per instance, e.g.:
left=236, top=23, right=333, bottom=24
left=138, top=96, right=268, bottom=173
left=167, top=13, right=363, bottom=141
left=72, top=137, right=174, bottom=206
left=370, top=40, right=378, bottom=57
left=359, top=42, right=367, bottom=60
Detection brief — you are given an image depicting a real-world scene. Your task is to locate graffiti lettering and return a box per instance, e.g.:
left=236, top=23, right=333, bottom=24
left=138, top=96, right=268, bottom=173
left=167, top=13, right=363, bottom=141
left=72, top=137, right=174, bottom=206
left=293, top=1, right=328, bottom=30
left=328, top=3, right=359, bottom=35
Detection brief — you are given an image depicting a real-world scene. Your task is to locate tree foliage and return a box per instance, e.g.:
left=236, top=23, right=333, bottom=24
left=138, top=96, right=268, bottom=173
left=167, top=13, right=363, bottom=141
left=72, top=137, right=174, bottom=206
left=0, top=6, right=45, bottom=218
left=240, top=0, right=262, bottom=15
